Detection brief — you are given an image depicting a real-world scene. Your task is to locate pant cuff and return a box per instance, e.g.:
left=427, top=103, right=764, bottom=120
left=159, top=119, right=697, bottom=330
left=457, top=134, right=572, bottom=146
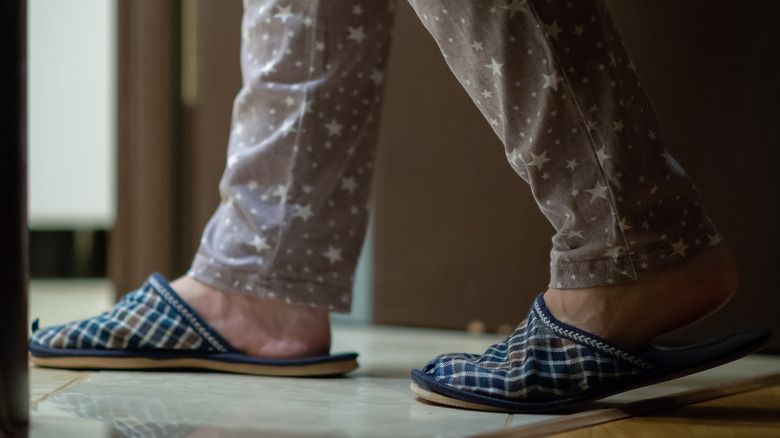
left=550, top=232, right=723, bottom=289
left=188, top=254, right=352, bottom=312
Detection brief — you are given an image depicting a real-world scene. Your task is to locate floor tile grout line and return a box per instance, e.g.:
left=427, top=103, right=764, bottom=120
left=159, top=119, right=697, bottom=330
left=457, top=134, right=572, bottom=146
left=470, top=372, right=780, bottom=438
left=30, top=371, right=94, bottom=408
left=503, top=415, right=514, bottom=429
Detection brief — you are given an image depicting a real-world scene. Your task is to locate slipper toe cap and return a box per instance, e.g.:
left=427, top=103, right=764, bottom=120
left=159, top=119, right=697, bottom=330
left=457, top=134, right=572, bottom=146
left=29, top=276, right=215, bottom=353
left=415, top=295, right=646, bottom=403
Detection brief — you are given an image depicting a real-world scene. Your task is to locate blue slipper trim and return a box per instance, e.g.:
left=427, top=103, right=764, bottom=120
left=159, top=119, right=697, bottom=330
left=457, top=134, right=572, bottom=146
left=411, top=296, right=772, bottom=412
left=29, top=273, right=359, bottom=371
left=147, top=273, right=236, bottom=353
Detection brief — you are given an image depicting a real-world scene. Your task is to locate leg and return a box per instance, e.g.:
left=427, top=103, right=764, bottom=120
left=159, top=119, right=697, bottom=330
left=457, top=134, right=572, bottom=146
left=405, top=0, right=734, bottom=344
left=29, top=0, right=397, bottom=370
left=407, top=0, right=764, bottom=411
left=178, top=0, right=397, bottom=359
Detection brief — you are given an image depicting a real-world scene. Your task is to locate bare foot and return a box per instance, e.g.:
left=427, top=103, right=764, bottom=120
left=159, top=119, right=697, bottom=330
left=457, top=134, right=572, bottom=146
left=171, top=276, right=331, bottom=359
left=544, top=243, right=739, bottom=349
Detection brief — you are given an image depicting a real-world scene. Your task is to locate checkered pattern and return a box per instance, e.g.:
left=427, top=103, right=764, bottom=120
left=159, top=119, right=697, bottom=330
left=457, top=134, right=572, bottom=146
left=421, top=294, right=654, bottom=402
left=30, top=274, right=232, bottom=353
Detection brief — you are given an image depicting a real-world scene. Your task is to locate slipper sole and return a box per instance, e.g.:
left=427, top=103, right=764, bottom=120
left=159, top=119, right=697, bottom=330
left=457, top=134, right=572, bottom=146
left=30, top=354, right=359, bottom=377
left=410, top=382, right=509, bottom=412
left=410, top=328, right=772, bottom=413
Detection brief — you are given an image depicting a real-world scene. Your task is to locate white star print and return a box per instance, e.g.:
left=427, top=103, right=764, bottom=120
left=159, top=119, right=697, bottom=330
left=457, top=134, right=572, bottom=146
left=227, top=155, right=240, bottom=168
left=471, top=40, right=484, bottom=51
left=261, top=63, right=276, bottom=75
left=341, top=177, right=358, bottom=194
left=503, top=0, right=527, bottom=17
left=708, top=234, right=722, bottom=246
left=293, top=204, right=315, bottom=221
left=324, top=246, right=343, bottom=264
left=272, top=185, right=287, bottom=199
left=544, top=20, right=563, bottom=40
left=604, top=247, right=622, bottom=261
left=274, top=5, right=294, bottom=23
left=566, top=230, right=584, bottom=238
left=528, top=150, right=551, bottom=170
left=481, top=89, right=493, bottom=99
left=352, top=5, right=363, bottom=15
left=324, top=118, right=344, bottom=137
left=484, top=57, right=504, bottom=77
left=586, top=182, right=608, bottom=202
left=347, top=26, right=367, bottom=44
left=613, top=120, right=625, bottom=132
left=618, top=218, right=632, bottom=231
left=247, top=180, right=258, bottom=191
left=543, top=71, right=563, bottom=91
left=250, top=234, right=270, bottom=252
left=671, top=238, right=689, bottom=257
left=566, top=159, right=578, bottom=170
left=596, top=146, right=611, bottom=165
left=280, top=120, right=297, bottom=137
left=369, top=69, right=384, bottom=85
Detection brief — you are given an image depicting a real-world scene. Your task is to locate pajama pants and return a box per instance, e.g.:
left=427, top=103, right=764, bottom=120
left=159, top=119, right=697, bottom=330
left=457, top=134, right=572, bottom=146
left=189, top=0, right=721, bottom=312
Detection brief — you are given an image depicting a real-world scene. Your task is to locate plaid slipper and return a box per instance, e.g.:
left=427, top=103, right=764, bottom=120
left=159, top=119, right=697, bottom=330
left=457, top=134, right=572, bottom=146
left=410, top=294, right=771, bottom=413
left=29, top=273, right=358, bottom=376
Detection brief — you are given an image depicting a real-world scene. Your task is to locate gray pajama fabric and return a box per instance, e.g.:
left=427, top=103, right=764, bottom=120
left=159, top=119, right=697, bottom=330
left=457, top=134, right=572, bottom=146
left=190, top=0, right=720, bottom=312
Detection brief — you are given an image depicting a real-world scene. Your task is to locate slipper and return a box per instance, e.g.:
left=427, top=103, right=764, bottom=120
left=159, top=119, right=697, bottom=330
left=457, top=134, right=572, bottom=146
left=29, top=273, right=359, bottom=377
left=410, top=294, right=771, bottom=413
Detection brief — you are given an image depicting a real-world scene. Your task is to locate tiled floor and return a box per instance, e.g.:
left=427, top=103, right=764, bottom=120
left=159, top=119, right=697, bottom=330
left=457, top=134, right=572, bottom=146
left=27, top=281, right=780, bottom=437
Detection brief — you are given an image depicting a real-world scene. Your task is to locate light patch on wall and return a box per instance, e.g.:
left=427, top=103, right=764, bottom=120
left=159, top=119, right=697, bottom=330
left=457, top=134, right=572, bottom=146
left=27, top=0, right=117, bottom=228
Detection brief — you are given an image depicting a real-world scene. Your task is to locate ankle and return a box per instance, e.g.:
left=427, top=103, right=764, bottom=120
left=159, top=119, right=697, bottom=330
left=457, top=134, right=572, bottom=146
left=171, top=276, right=332, bottom=358
left=544, top=243, right=739, bottom=348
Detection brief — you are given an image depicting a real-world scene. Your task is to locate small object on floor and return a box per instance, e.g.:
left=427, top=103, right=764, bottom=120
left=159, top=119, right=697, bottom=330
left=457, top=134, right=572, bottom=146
left=496, top=323, right=514, bottom=335
left=28, top=273, right=358, bottom=377
left=410, top=294, right=772, bottom=413
left=466, top=319, right=486, bottom=334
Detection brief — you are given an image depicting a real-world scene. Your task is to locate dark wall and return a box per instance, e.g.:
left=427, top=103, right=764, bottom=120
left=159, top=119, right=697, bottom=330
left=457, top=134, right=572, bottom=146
left=605, top=0, right=780, bottom=349
left=372, top=2, right=548, bottom=332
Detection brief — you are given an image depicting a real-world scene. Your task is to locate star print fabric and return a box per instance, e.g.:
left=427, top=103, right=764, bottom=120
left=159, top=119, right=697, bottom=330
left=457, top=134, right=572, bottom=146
left=190, top=0, right=396, bottom=311
left=191, top=0, right=721, bottom=311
